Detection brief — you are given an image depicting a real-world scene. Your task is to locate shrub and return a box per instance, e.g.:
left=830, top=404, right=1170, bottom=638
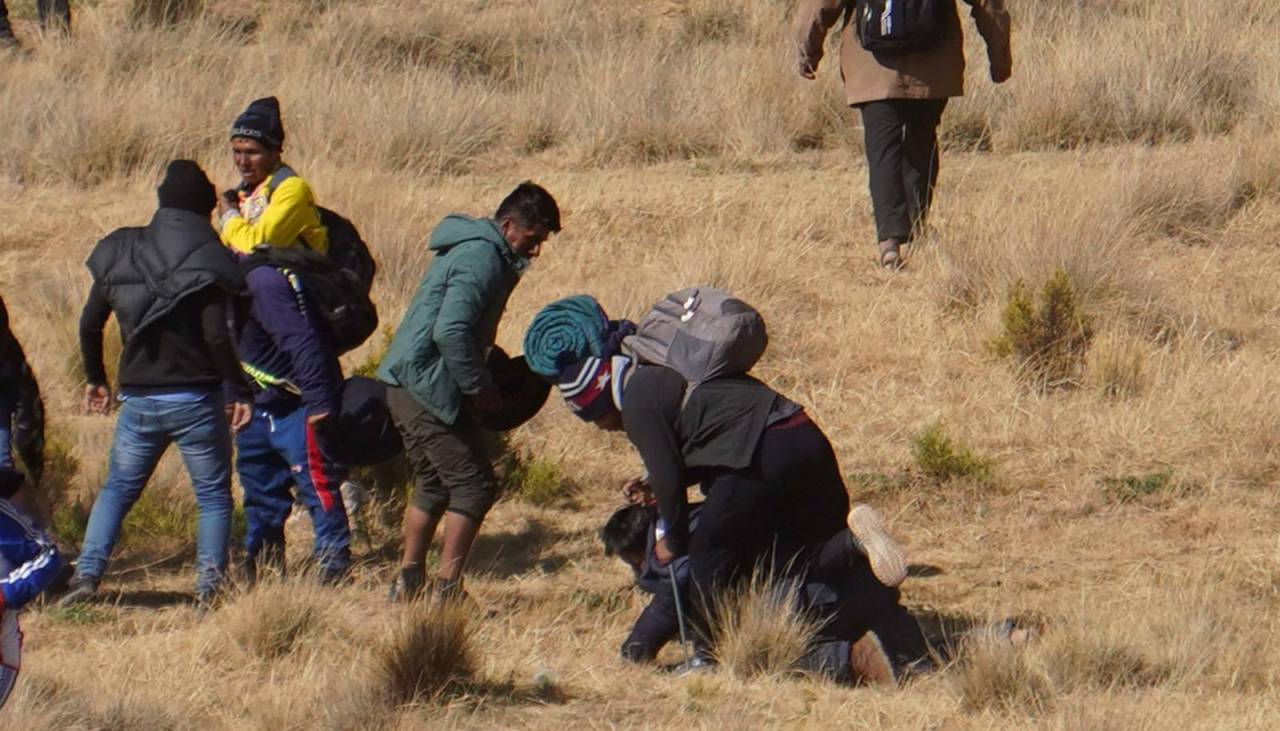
left=989, top=270, right=1094, bottom=391
left=712, top=570, right=820, bottom=679
left=374, top=599, right=475, bottom=706
left=911, top=422, right=995, bottom=486
left=1099, top=471, right=1178, bottom=504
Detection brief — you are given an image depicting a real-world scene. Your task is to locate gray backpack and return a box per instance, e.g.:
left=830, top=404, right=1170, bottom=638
left=624, top=287, right=768, bottom=398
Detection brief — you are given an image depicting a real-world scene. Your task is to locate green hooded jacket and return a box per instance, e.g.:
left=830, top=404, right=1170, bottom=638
left=378, top=215, right=524, bottom=425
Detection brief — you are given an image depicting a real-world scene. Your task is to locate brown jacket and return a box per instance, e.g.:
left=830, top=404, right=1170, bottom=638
left=796, top=0, right=1012, bottom=107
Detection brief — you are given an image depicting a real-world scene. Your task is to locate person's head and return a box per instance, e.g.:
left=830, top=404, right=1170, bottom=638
left=229, top=96, right=285, bottom=188
left=600, top=504, right=654, bottom=570
left=495, top=182, right=560, bottom=259
left=156, top=159, right=216, bottom=215
left=556, top=355, right=630, bottom=431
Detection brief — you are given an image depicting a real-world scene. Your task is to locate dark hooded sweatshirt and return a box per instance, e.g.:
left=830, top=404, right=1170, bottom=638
left=80, top=208, right=250, bottom=400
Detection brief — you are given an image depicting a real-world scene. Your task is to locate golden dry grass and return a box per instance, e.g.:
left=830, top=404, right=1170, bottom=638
left=4, top=0, right=1280, bottom=727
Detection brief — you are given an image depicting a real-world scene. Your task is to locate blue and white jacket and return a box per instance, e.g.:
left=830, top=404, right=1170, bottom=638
left=0, top=499, right=62, bottom=613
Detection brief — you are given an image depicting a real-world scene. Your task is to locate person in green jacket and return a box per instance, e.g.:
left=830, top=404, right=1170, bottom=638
left=379, top=182, right=560, bottom=601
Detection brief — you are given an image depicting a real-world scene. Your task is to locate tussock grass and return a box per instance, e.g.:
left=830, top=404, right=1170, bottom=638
left=712, top=571, right=821, bottom=680
left=911, top=422, right=995, bottom=486
left=221, top=580, right=328, bottom=660
left=374, top=599, right=475, bottom=706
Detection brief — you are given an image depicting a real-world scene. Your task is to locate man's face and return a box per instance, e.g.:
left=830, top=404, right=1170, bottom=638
left=501, top=217, right=552, bottom=259
left=231, top=137, right=280, bottom=189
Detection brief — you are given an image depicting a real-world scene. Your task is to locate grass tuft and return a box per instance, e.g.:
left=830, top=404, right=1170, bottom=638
left=374, top=599, right=476, bottom=706
left=911, top=422, right=995, bottom=486
left=712, top=570, right=821, bottom=679
left=989, top=270, right=1094, bottom=391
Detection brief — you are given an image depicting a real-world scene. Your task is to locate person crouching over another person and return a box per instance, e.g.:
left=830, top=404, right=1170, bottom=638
left=378, top=183, right=560, bottom=601
left=60, top=161, right=251, bottom=609
left=601, top=485, right=930, bottom=683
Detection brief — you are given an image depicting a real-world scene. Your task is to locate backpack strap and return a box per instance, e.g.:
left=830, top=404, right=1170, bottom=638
left=262, top=165, right=312, bottom=251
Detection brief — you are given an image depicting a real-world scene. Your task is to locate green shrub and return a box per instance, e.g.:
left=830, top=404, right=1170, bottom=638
left=911, top=422, right=995, bottom=486
left=1100, top=471, right=1177, bottom=504
left=506, top=456, right=569, bottom=507
left=989, top=270, right=1094, bottom=391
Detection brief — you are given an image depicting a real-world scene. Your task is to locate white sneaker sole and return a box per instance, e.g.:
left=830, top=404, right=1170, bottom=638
left=848, top=504, right=907, bottom=588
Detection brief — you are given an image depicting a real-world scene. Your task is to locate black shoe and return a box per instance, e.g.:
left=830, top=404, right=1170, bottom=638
left=388, top=564, right=425, bottom=602
left=54, top=574, right=99, bottom=608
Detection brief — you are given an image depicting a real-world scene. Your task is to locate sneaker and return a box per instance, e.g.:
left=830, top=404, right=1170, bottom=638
left=849, top=632, right=896, bottom=686
left=339, top=480, right=367, bottom=518
left=847, top=504, right=907, bottom=588
left=388, top=564, right=425, bottom=602
left=54, top=574, right=99, bottom=608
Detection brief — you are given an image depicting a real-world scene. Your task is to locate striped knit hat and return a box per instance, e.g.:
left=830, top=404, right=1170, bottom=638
left=557, top=355, right=631, bottom=422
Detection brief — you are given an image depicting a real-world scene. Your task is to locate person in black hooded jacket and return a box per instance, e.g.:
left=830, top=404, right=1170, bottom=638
left=59, top=160, right=252, bottom=609
left=0, top=296, right=44, bottom=487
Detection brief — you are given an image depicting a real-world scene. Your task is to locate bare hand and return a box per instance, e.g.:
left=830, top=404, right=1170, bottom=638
left=622, top=477, right=653, bottom=506
left=229, top=401, right=253, bottom=433
left=654, top=536, right=675, bottom=567
left=83, top=383, right=112, bottom=415
left=216, top=190, right=238, bottom=217
left=471, top=385, right=503, bottom=412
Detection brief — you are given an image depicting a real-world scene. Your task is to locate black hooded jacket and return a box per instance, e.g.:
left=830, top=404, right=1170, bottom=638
left=0, top=296, right=45, bottom=483
left=80, top=208, right=251, bottom=399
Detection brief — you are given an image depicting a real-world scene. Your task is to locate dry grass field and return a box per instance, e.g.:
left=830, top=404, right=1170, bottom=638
left=4, top=0, right=1280, bottom=727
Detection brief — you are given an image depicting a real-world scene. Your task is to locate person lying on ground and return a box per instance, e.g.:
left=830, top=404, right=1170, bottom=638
left=601, top=486, right=931, bottom=684
left=0, top=466, right=65, bottom=709
left=217, top=96, right=328, bottom=254
left=379, top=182, right=560, bottom=602
left=61, top=161, right=251, bottom=610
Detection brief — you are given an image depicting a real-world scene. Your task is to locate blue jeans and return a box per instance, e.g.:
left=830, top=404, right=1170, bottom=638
left=236, top=404, right=350, bottom=582
left=77, top=393, right=233, bottom=595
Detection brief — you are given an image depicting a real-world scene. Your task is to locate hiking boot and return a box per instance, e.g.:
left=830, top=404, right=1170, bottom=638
left=388, top=564, right=425, bottom=602
left=55, top=574, right=99, bottom=608
left=877, top=238, right=903, bottom=270
left=847, top=504, right=907, bottom=588
left=849, top=632, right=896, bottom=686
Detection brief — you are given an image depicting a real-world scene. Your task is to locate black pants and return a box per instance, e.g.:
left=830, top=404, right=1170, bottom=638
left=0, top=0, right=71, bottom=37
left=796, top=531, right=929, bottom=680
left=858, top=98, right=948, bottom=243
left=686, top=419, right=850, bottom=648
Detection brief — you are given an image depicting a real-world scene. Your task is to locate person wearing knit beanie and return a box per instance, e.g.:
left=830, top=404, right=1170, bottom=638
left=229, top=96, right=285, bottom=151
left=157, top=160, right=216, bottom=215
left=217, top=96, right=329, bottom=254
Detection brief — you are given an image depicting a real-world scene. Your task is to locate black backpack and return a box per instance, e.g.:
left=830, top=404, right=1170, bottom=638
left=253, top=167, right=380, bottom=354
left=856, top=0, right=948, bottom=53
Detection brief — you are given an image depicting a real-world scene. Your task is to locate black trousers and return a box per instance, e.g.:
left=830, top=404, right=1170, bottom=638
left=858, top=98, right=949, bottom=243
left=0, top=0, right=71, bottom=36
left=686, top=419, right=850, bottom=649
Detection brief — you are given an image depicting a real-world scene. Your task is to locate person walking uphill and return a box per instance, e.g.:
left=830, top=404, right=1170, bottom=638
left=61, top=160, right=251, bottom=609
left=379, top=182, right=560, bottom=602
left=796, top=0, right=1012, bottom=269
left=217, top=96, right=328, bottom=254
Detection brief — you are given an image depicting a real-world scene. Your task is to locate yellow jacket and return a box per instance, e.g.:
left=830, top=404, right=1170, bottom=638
left=220, top=165, right=328, bottom=254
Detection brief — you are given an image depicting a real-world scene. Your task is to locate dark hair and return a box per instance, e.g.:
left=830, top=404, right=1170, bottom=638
left=495, top=181, right=561, bottom=233
left=600, top=505, right=654, bottom=558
